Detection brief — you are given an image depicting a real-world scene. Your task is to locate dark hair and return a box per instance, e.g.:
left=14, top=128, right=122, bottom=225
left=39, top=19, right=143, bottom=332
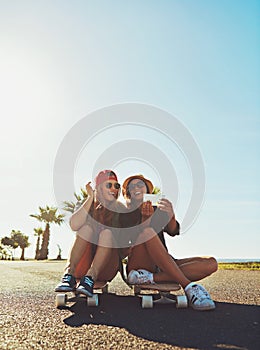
left=107, top=170, right=117, bottom=178
left=126, top=180, right=150, bottom=199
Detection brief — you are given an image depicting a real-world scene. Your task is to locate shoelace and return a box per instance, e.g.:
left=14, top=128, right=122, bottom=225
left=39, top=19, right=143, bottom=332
left=137, top=271, right=151, bottom=284
left=62, top=274, right=72, bottom=283
left=83, top=276, right=94, bottom=286
left=198, top=285, right=211, bottom=299
left=192, top=285, right=211, bottom=301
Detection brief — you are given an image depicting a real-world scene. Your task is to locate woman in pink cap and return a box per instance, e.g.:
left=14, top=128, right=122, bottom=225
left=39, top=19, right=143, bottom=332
left=55, top=170, right=125, bottom=297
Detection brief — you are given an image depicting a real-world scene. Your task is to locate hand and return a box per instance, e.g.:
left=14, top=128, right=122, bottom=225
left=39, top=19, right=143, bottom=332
left=141, top=201, right=154, bottom=223
left=157, top=198, right=175, bottom=219
left=85, top=181, right=94, bottom=198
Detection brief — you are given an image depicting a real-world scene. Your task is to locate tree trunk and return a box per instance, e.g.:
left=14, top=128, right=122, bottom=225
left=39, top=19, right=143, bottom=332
left=35, top=235, right=41, bottom=260
left=39, top=224, right=50, bottom=260
left=20, top=248, right=25, bottom=260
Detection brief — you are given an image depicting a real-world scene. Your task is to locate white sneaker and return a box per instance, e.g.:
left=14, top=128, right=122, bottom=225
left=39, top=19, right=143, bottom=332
left=185, top=283, right=215, bottom=311
left=128, top=269, right=154, bottom=285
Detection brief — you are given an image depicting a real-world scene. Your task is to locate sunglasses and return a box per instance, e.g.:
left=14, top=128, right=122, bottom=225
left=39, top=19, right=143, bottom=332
left=105, top=182, right=121, bottom=190
left=128, top=180, right=145, bottom=190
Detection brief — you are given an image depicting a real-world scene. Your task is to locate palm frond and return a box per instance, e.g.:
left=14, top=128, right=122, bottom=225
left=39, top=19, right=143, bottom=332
left=62, top=200, right=76, bottom=213
left=73, top=192, right=81, bottom=201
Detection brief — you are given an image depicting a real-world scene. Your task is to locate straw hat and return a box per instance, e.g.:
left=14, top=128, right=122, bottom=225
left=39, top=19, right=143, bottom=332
left=122, top=174, right=153, bottom=198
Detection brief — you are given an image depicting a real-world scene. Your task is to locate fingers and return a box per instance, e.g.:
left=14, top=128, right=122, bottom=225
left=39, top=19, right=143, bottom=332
left=157, top=198, right=174, bottom=216
left=141, top=201, right=154, bottom=217
left=158, top=198, right=171, bottom=205
left=85, top=181, right=94, bottom=196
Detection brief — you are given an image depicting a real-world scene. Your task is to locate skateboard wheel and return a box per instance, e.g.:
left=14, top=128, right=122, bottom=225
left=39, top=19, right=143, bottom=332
left=87, top=294, right=99, bottom=307
left=141, top=295, right=153, bottom=309
left=102, top=284, right=108, bottom=293
left=133, top=286, right=141, bottom=295
left=176, top=295, right=188, bottom=308
left=56, top=293, right=67, bottom=307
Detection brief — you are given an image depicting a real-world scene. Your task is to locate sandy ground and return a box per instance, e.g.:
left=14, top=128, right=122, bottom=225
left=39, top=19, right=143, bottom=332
left=0, top=260, right=259, bottom=350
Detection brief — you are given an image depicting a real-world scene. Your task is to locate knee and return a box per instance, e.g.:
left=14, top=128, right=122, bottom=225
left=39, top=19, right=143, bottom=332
left=99, top=229, right=113, bottom=238
left=134, top=227, right=157, bottom=246
left=141, top=227, right=156, bottom=240
left=208, top=257, right=218, bottom=274
left=98, top=229, right=114, bottom=247
left=77, top=224, right=93, bottom=240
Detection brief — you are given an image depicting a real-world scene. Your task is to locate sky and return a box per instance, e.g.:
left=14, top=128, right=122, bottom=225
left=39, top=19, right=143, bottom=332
left=0, top=0, right=259, bottom=261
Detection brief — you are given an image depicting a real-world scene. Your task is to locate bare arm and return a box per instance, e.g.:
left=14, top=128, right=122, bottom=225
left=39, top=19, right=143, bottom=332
left=157, top=198, right=179, bottom=236
left=69, top=182, right=94, bottom=231
left=165, top=217, right=179, bottom=236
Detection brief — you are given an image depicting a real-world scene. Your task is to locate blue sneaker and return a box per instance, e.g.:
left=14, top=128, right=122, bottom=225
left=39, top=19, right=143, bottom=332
left=55, top=273, right=76, bottom=292
left=76, top=275, right=94, bottom=297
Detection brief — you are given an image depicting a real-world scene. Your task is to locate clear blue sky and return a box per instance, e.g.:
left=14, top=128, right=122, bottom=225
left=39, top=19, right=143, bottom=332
left=0, top=0, right=259, bottom=260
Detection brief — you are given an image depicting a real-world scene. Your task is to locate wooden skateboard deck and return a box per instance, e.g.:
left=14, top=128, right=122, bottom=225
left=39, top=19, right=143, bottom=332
left=55, top=281, right=108, bottom=308
left=132, top=282, right=188, bottom=309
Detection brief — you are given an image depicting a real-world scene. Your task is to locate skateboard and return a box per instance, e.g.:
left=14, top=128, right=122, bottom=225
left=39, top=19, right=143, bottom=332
left=55, top=281, right=108, bottom=308
left=133, top=283, right=188, bottom=309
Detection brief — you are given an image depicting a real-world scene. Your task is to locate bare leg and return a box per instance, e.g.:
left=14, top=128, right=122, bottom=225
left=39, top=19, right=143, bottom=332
left=128, top=228, right=191, bottom=288
left=127, top=229, right=216, bottom=311
left=65, top=224, right=94, bottom=276
left=175, top=257, right=218, bottom=281
left=86, top=229, right=119, bottom=281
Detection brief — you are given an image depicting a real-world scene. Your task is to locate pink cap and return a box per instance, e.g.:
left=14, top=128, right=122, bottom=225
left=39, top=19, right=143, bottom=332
left=95, top=170, right=118, bottom=187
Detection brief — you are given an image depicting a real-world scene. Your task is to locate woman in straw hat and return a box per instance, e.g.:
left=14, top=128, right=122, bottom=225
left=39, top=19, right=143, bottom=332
left=55, top=170, right=126, bottom=297
left=121, top=174, right=218, bottom=311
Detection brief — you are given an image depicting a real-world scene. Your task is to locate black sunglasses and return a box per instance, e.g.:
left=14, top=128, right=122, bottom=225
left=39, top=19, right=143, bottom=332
left=105, top=182, right=121, bottom=190
left=128, top=180, right=145, bottom=190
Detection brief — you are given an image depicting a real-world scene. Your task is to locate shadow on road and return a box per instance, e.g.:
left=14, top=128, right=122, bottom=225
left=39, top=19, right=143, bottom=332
left=62, top=293, right=259, bottom=350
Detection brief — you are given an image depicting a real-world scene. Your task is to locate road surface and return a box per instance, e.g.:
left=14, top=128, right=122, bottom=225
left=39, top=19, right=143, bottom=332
left=0, top=260, right=259, bottom=350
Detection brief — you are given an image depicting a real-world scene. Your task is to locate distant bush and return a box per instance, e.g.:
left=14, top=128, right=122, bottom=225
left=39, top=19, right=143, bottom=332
left=218, top=262, right=260, bottom=270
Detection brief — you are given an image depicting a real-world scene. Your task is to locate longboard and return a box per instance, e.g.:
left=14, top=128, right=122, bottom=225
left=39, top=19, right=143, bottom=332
left=133, top=283, right=188, bottom=309
left=55, top=281, right=108, bottom=308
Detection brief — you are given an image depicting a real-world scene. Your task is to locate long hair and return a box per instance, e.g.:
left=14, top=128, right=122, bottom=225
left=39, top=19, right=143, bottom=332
left=90, top=184, right=125, bottom=227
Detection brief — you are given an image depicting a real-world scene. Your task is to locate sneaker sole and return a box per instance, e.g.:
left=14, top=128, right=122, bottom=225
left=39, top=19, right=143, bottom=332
left=55, top=287, right=75, bottom=292
left=190, top=303, right=216, bottom=311
left=76, top=286, right=93, bottom=297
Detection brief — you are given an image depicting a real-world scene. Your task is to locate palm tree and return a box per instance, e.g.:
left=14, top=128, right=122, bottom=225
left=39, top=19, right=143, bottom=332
left=0, top=245, right=12, bottom=260
left=33, top=227, right=44, bottom=260
left=153, top=186, right=161, bottom=194
left=0, top=239, right=15, bottom=260
left=30, top=206, right=65, bottom=260
left=63, top=188, right=88, bottom=214
left=0, top=243, right=4, bottom=259
left=10, top=230, right=30, bottom=260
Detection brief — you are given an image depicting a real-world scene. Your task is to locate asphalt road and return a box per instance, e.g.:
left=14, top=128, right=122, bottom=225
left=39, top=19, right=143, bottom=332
left=0, top=260, right=259, bottom=350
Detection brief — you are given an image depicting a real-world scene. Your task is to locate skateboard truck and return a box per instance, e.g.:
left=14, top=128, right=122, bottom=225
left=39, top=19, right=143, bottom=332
left=55, top=281, right=108, bottom=308
left=133, top=283, right=188, bottom=309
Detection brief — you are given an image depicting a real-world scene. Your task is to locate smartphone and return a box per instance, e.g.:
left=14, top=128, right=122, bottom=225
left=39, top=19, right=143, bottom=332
left=143, top=193, right=165, bottom=206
